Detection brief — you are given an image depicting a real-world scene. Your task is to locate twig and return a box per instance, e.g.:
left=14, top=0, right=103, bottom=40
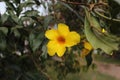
left=60, top=0, right=107, bottom=8
left=93, top=9, right=120, bottom=22
left=60, top=0, right=89, bottom=7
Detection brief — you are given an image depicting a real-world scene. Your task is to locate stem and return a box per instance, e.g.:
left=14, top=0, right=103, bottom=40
left=93, top=9, right=120, bottom=22
left=60, top=0, right=89, bottom=7
left=60, top=0, right=107, bottom=8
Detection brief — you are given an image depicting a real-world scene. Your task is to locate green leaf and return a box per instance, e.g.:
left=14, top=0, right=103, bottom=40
left=11, top=25, right=23, bottom=30
left=13, top=29, right=20, bottom=37
left=5, top=1, right=16, bottom=11
left=11, top=15, right=19, bottom=23
left=0, top=40, right=6, bottom=50
left=13, top=0, right=20, bottom=4
left=114, top=0, right=120, bottom=5
left=0, top=27, right=8, bottom=35
left=24, top=10, right=39, bottom=16
left=41, top=43, right=47, bottom=58
left=29, top=32, right=44, bottom=52
left=1, top=14, right=9, bottom=24
left=11, top=25, right=23, bottom=37
left=0, top=34, right=6, bottom=50
left=44, top=16, right=53, bottom=29
left=17, top=1, right=34, bottom=16
left=84, top=9, right=119, bottom=55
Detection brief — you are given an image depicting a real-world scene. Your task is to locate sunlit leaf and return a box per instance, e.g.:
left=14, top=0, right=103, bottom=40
left=84, top=9, right=119, bottom=55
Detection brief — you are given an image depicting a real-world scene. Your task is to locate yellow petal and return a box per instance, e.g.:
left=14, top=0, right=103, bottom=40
left=58, top=23, right=70, bottom=37
left=65, top=31, right=80, bottom=47
left=81, top=49, right=90, bottom=58
left=47, top=40, right=66, bottom=57
left=56, top=46, right=66, bottom=57
left=84, top=42, right=92, bottom=50
left=45, top=29, right=58, bottom=40
left=47, top=41, right=57, bottom=56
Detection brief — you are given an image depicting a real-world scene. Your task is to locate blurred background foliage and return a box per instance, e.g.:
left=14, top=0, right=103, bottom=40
left=0, top=0, right=120, bottom=80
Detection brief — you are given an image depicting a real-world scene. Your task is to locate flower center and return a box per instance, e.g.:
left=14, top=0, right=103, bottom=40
left=57, top=36, right=65, bottom=44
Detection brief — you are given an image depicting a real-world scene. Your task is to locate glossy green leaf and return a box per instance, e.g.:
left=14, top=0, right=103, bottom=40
left=84, top=9, right=119, bottom=55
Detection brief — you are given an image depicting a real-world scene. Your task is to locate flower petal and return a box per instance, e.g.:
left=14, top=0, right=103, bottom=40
left=45, top=29, right=58, bottom=40
left=84, top=42, right=92, bottom=50
left=81, top=49, right=90, bottom=58
left=56, top=46, right=66, bottom=57
left=47, top=40, right=66, bottom=57
left=58, top=23, right=70, bottom=37
left=47, top=41, right=57, bottom=56
left=65, top=31, right=80, bottom=47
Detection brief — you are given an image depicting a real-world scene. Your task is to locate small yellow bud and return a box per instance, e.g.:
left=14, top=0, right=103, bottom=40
left=102, top=28, right=106, bottom=33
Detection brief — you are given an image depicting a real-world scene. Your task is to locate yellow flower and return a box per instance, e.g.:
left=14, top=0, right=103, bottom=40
left=81, top=49, right=89, bottom=58
left=81, top=42, right=93, bottom=58
left=84, top=42, right=92, bottom=51
left=45, top=23, right=80, bottom=57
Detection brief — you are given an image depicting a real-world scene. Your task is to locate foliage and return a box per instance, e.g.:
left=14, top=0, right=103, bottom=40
left=0, top=0, right=120, bottom=80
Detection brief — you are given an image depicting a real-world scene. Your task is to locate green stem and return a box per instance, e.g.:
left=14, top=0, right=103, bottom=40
left=93, top=9, right=120, bottom=22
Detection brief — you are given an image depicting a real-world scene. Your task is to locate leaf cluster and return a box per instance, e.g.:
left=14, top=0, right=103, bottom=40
left=0, top=0, right=120, bottom=80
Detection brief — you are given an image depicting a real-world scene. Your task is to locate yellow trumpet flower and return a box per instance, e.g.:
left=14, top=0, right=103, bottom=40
left=81, top=42, right=93, bottom=58
left=45, top=23, right=80, bottom=57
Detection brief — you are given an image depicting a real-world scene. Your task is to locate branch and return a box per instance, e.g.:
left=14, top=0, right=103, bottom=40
left=60, top=0, right=108, bottom=10
left=93, top=9, right=120, bottom=22
left=60, top=0, right=89, bottom=7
